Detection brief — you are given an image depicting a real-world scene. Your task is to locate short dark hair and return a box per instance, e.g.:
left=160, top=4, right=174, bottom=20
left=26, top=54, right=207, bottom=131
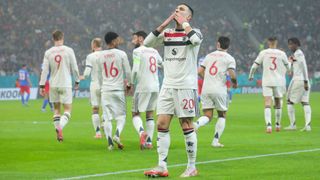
left=104, top=32, right=119, bottom=45
left=22, top=64, right=27, bottom=68
left=218, top=36, right=230, bottom=49
left=267, top=36, right=277, bottom=42
left=133, top=31, right=147, bottom=39
left=288, top=37, right=301, bottom=46
left=179, top=3, right=194, bottom=17
left=52, top=30, right=64, bottom=41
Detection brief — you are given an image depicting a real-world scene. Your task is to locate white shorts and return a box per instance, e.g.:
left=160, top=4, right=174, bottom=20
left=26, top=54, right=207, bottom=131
left=287, top=80, right=310, bottom=103
left=49, top=87, right=73, bottom=104
left=262, top=86, right=283, bottom=98
left=132, top=92, right=158, bottom=112
left=201, top=93, right=228, bottom=111
left=101, top=91, right=126, bottom=121
left=157, top=88, right=199, bottom=118
left=90, top=86, right=101, bottom=107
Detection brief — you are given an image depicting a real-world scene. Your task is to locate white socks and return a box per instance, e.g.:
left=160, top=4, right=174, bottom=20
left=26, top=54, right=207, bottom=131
left=303, top=105, right=312, bottom=126
left=92, top=114, right=101, bottom=133
left=60, top=112, right=70, bottom=129
left=264, top=108, right=272, bottom=126
left=115, top=115, right=126, bottom=137
left=287, top=104, right=296, bottom=126
left=133, top=116, right=144, bottom=136
left=195, top=116, right=210, bottom=129
left=275, top=108, right=282, bottom=126
left=104, top=120, right=113, bottom=144
left=213, top=118, right=225, bottom=143
left=146, top=119, right=155, bottom=143
left=183, top=128, right=197, bottom=169
left=53, top=115, right=60, bottom=129
left=157, top=129, right=170, bottom=169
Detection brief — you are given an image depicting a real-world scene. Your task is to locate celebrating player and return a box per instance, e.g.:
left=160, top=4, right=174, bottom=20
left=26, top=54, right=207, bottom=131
left=80, top=38, right=103, bottom=138
left=39, top=30, right=80, bottom=142
left=249, top=37, right=290, bottom=133
left=194, top=36, right=237, bottom=147
left=131, top=31, right=162, bottom=150
left=97, top=32, right=132, bottom=150
left=18, top=64, right=32, bottom=106
left=285, top=38, right=312, bottom=131
left=143, top=3, right=202, bottom=178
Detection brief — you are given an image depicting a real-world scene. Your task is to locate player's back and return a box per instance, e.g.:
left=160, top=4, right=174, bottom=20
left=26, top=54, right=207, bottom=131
left=133, top=46, right=161, bottom=92
left=86, top=51, right=101, bottom=87
left=202, top=50, right=236, bottom=95
left=44, top=45, right=78, bottom=88
left=256, top=48, right=288, bottom=87
left=18, top=69, right=29, bottom=86
left=292, top=49, right=308, bottom=81
left=98, top=48, right=131, bottom=91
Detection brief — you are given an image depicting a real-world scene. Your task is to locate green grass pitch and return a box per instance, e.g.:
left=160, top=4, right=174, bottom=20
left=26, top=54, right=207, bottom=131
left=0, top=93, right=319, bottom=179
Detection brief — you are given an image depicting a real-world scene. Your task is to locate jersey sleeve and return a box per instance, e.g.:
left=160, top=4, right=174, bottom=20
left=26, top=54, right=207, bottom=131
left=70, top=49, right=80, bottom=83
left=83, top=55, right=92, bottom=79
left=281, top=52, right=290, bottom=72
left=131, top=49, right=141, bottom=84
left=187, top=28, right=203, bottom=46
left=122, top=52, right=132, bottom=85
left=254, top=51, right=264, bottom=65
left=156, top=52, right=163, bottom=68
left=296, top=52, right=309, bottom=81
left=201, top=55, right=209, bottom=68
left=39, top=52, right=49, bottom=86
left=228, top=57, right=236, bottom=70
left=144, top=30, right=165, bottom=48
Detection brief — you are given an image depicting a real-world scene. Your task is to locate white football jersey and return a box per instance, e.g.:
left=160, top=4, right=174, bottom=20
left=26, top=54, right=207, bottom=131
left=201, top=50, right=236, bottom=95
left=254, top=48, right=289, bottom=86
left=144, top=28, right=203, bottom=89
left=291, top=49, right=309, bottom=81
left=83, top=50, right=101, bottom=89
left=132, top=46, right=162, bottom=92
left=97, top=48, right=131, bottom=91
left=39, top=45, right=79, bottom=88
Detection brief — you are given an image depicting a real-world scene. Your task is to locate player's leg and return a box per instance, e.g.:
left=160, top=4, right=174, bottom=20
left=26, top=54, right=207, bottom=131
left=25, top=86, right=30, bottom=104
left=41, top=93, right=49, bottom=112
left=112, top=91, right=126, bottom=149
left=145, top=111, right=155, bottom=149
left=263, top=86, right=272, bottom=133
left=92, top=106, right=101, bottom=138
left=131, top=92, right=147, bottom=149
left=274, top=97, right=282, bottom=132
left=144, top=88, right=173, bottom=177
left=20, top=87, right=25, bottom=105
left=53, top=102, right=63, bottom=142
left=301, top=102, right=312, bottom=131
left=285, top=81, right=297, bottom=130
left=60, top=88, right=73, bottom=130
left=194, top=109, right=213, bottom=130
left=212, top=111, right=226, bottom=147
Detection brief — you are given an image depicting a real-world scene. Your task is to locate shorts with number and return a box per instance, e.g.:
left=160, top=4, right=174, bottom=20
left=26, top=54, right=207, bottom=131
left=287, top=80, right=310, bottom=103
left=157, top=88, right=199, bottom=118
left=20, top=86, right=30, bottom=94
left=50, top=87, right=73, bottom=104
left=101, top=91, right=126, bottom=121
left=132, top=92, right=158, bottom=112
left=262, top=86, right=283, bottom=98
left=90, top=86, right=101, bottom=107
left=201, top=93, right=228, bottom=111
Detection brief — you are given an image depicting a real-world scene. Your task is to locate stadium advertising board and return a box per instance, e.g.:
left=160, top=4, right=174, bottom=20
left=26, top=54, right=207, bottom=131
left=0, top=88, right=38, bottom=101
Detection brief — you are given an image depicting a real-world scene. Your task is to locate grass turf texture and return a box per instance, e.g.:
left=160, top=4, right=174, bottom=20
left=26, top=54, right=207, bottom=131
left=0, top=93, right=319, bottom=179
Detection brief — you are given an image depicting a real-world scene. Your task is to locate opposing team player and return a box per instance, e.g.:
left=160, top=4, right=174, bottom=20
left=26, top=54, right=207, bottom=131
left=194, top=36, right=237, bottom=148
left=18, top=64, right=32, bottom=106
left=80, top=38, right=103, bottom=138
left=285, top=38, right=312, bottom=131
left=131, top=31, right=162, bottom=150
left=97, top=32, right=132, bottom=150
left=249, top=37, right=290, bottom=133
left=39, top=30, right=80, bottom=142
left=143, top=3, right=202, bottom=178
left=41, top=69, right=53, bottom=112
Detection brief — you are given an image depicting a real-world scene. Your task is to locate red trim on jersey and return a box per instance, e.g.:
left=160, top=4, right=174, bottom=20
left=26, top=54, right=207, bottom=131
left=164, top=32, right=187, bottom=37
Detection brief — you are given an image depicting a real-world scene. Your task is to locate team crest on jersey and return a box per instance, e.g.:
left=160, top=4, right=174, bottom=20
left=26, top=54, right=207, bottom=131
left=172, top=48, right=178, bottom=55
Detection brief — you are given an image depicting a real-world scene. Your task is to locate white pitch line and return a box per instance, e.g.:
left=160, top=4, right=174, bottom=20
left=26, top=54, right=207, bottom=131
left=57, top=148, right=320, bottom=180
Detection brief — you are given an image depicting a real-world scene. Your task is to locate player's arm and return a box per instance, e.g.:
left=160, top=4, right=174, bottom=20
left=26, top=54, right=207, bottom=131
left=248, top=52, right=263, bottom=81
left=122, top=52, right=132, bottom=93
left=70, top=49, right=80, bottom=90
left=81, top=55, right=92, bottom=80
left=131, top=50, right=140, bottom=86
left=97, top=57, right=103, bottom=88
left=299, top=54, right=309, bottom=90
left=157, top=53, right=163, bottom=69
left=39, top=53, right=49, bottom=96
left=228, top=58, right=237, bottom=88
left=198, top=66, right=205, bottom=79
left=282, top=53, right=291, bottom=73
left=175, top=13, right=203, bottom=45
left=144, top=13, right=175, bottom=47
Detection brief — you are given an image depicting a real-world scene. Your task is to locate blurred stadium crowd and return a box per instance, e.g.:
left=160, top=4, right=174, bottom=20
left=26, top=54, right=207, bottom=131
left=0, top=0, right=319, bottom=78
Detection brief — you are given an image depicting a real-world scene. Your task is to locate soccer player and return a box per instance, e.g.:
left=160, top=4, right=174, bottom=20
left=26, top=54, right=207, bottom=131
left=39, top=30, right=80, bottom=142
left=194, top=36, right=237, bottom=148
left=41, top=73, right=53, bottom=112
left=285, top=38, right=312, bottom=131
left=80, top=38, right=103, bottom=139
left=131, top=31, right=162, bottom=150
left=249, top=37, right=290, bottom=133
left=97, top=32, right=132, bottom=150
left=18, top=64, right=32, bottom=106
left=143, top=3, right=202, bottom=178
